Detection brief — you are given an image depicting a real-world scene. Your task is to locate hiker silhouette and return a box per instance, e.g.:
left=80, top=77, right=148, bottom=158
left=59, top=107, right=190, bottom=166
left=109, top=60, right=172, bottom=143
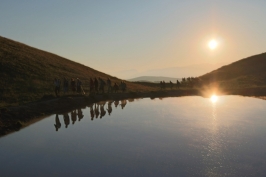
left=54, top=114, right=61, bottom=131
left=100, top=102, right=107, bottom=118
left=77, top=108, right=84, bottom=121
left=71, top=110, right=77, bottom=124
left=71, top=78, right=76, bottom=93
left=95, top=104, right=100, bottom=118
left=63, top=112, right=70, bottom=128
left=89, top=103, right=95, bottom=121
left=94, top=78, right=98, bottom=93
left=107, top=101, right=113, bottom=115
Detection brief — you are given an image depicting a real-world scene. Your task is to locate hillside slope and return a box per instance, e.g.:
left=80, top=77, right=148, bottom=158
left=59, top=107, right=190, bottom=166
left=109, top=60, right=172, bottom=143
left=0, top=36, right=153, bottom=106
left=199, top=53, right=266, bottom=88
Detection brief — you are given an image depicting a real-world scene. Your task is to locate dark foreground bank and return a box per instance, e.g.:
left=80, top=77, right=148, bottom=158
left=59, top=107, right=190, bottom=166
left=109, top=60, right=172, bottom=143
left=1, top=87, right=266, bottom=137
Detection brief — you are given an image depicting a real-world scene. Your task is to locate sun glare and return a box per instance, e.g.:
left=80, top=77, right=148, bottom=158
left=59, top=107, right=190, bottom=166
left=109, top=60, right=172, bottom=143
left=210, top=95, right=218, bottom=103
left=208, top=39, right=218, bottom=50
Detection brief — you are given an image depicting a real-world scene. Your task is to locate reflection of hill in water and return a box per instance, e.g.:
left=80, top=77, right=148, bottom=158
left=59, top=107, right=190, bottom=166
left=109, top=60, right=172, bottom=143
left=253, top=96, right=266, bottom=101
left=53, top=99, right=133, bottom=131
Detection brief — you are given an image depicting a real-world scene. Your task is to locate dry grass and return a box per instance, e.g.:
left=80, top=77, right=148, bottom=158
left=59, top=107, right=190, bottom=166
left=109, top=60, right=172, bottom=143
left=0, top=36, right=155, bottom=106
left=199, top=52, right=266, bottom=88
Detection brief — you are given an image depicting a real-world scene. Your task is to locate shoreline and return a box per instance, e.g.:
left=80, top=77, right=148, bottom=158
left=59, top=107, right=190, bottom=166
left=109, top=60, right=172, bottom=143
left=1, top=87, right=266, bottom=137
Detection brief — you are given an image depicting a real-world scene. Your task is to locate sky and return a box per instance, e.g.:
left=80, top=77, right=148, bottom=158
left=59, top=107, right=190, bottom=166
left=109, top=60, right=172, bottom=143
left=1, top=0, right=266, bottom=79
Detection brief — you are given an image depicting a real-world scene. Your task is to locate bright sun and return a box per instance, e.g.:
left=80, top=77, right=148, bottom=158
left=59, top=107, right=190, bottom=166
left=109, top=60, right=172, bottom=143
left=210, top=95, right=218, bottom=103
left=208, top=39, right=218, bottom=50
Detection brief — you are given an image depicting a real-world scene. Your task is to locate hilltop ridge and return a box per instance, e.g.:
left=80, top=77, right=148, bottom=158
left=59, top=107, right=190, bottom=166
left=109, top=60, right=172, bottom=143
left=199, top=52, right=266, bottom=88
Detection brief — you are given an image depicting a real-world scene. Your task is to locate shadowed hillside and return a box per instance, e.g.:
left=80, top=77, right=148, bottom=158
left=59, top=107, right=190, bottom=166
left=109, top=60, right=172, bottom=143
left=199, top=53, right=266, bottom=88
left=0, top=36, right=154, bottom=106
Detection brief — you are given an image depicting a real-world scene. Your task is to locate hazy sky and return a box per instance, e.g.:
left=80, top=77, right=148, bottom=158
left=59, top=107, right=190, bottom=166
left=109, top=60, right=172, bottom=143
left=1, top=0, right=266, bottom=79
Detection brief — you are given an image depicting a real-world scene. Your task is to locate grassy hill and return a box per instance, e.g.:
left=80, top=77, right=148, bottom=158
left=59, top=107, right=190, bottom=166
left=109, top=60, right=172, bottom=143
left=0, top=36, right=154, bottom=106
left=199, top=52, right=266, bottom=88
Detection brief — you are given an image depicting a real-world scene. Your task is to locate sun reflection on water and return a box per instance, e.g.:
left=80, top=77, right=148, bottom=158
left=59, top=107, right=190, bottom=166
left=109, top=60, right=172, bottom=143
left=204, top=94, right=224, bottom=175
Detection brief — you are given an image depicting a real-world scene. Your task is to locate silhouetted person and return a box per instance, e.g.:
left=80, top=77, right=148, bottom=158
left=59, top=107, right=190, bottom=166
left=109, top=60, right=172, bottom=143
left=71, top=110, right=77, bottom=124
left=54, top=78, right=60, bottom=97
left=95, top=104, right=100, bottom=118
left=160, top=81, right=163, bottom=89
left=120, top=99, right=127, bottom=109
left=94, top=78, right=98, bottom=93
left=58, top=79, right=61, bottom=94
left=100, top=102, right=106, bottom=118
left=77, top=78, right=82, bottom=94
left=90, top=78, right=94, bottom=93
left=54, top=114, right=61, bottom=131
left=63, top=77, right=69, bottom=94
left=170, top=81, right=173, bottom=89
left=113, top=83, right=119, bottom=93
left=124, top=81, right=127, bottom=92
left=107, top=101, right=113, bottom=115
left=71, top=78, right=76, bottom=93
left=176, top=80, right=181, bottom=89
left=120, top=81, right=127, bottom=92
left=99, top=77, right=105, bottom=94
left=107, top=78, right=112, bottom=93
left=63, top=112, right=70, bottom=128
left=114, top=100, right=119, bottom=108
left=181, top=78, right=186, bottom=88
left=77, top=108, right=84, bottom=121
left=162, top=81, right=166, bottom=89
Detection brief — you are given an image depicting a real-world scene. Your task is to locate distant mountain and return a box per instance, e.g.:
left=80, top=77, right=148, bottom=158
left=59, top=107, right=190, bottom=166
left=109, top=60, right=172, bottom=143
left=114, top=63, right=225, bottom=79
left=199, top=52, right=266, bottom=88
left=128, top=76, right=180, bottom=83
left=0, top=36, right=153, bottom=105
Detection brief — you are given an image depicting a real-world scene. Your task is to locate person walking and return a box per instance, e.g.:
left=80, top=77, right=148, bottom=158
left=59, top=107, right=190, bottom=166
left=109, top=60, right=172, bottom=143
left=90, top=78, right=94, bottom=93
left=99, top=77, right=106, bottom=94
left=77, top=78, right=81, bottom=94
left=54, top=78, right=60, bottom=97
left=71, top=78, right=76, bottom=93
left=113, top=83, right=119, bottom=93
left=176, top=80, right=181, bottom=89
left=170, top=81, right=173, bottom=90
left=63, top=77, right=68, bottom=94
left=107, top=78, right=112, bottom=93
left=94, top=78, right=98, bottom=93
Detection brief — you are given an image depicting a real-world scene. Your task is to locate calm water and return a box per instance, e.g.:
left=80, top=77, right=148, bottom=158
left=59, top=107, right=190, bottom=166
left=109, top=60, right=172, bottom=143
left=0, top=96, right=266, bottom=177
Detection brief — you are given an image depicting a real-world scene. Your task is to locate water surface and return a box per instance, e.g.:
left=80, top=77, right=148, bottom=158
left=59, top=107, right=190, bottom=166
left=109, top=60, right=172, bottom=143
left=0, top=96, right=266, bottom=177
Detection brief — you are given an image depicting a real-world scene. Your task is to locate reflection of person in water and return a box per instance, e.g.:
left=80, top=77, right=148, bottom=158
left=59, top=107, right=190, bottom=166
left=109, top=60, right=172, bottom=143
left=77, top=108, right=84, bottom=121
left=120, top=99, right=127, bottom=109
left=107, top=101, right=113, bottom=115
left=95, top=104, right=100, bottom=118
left=127, top=98, right=134, bottom=102
left=63, top=112, right=70, bottom=128
left=89, top=104, right=95, bottom=121
left=71, top=110, right=77, bottom=125
left=114, top=100, right=119, bottom=108
left=100, top=102, right=106, bottom=118
left=54, top=114, right=61, bottom=131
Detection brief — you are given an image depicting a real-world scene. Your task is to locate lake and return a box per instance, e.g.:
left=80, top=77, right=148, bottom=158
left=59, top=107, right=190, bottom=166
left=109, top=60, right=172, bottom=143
left=0, top=96, right=266, bottom=177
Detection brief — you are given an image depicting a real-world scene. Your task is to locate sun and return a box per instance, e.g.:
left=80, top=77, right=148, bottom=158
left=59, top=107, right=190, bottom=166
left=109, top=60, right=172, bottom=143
left=210, top=95, right=218, bottom=103
left=208, top=39, right=218, bottom=50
